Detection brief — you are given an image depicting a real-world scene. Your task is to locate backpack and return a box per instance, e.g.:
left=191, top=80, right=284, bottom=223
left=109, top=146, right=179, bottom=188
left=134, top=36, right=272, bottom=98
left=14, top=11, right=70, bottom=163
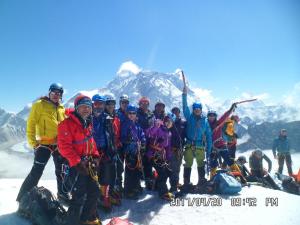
left=18, top=186, right=67, bottom=225
left=213, top=170, right=242, bottom=194
left=106, top=217, right=133, bottom=225
left=222, top=119, right=236, bottom=143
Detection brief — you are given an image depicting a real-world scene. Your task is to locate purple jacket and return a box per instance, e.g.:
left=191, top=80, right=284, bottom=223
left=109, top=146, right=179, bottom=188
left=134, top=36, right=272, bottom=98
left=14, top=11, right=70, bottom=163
left=145, top=124, right=172, bottom=161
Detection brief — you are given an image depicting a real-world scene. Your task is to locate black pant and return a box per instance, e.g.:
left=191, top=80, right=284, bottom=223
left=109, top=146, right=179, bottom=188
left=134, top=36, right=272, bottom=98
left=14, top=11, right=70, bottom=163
left=16, top=145, right=65, bottom=201
left=152, top=161, right=172, bottom=197
left=115, top=152, right=124, bottom=188
left=278, top=152, right=293, bottom=174
left=124, top=155, right=141, bottom=193
left=143, top=154, right=153, bottom=180
left=66, top=168, right=100, bottom=225
left=99, top=160, right=114, bottom=186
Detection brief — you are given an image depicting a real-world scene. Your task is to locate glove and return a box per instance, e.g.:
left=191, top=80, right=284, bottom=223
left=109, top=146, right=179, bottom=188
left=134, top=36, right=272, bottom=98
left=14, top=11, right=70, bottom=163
left=75, top=161, right=89, bottom=175
left=92, top=157, right=100, bottom=168
left=230, top=103, right=237, bottom=112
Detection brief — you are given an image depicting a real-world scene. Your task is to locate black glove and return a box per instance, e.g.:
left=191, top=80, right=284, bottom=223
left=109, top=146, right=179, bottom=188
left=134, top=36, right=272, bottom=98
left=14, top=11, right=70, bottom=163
left=92, top=157, right=100, bottom=168
left=230, top=103, right=237, bottom=112
left=75, top=161, right=89, bottom=175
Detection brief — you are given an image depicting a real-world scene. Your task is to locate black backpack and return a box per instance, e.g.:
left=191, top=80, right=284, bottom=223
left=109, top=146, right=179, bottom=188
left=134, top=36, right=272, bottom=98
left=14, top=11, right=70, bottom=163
left=18, top=186, right=67, bottom=225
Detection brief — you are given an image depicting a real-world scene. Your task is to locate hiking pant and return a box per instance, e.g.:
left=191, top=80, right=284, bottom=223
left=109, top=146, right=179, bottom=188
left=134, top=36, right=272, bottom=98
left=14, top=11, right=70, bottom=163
left=183, top=145, right=205, bottom=168
left=124, top=154, right=142, bottom=193
left=17, top=145, right=65, bottom=201
left=142, top=153, right=154, bottom=180
left=98, top=159, right=114, bottom=186
left=66, top=168, right=100, bottom=225
left=169, top=147, right=183, bottom=188
left=228, top=144, right=237, bottom=160
left=114, top=151, right=124, bottom=189
left=277, top=152, right=293, bottom=174
left=210, top=148, right=234, bottom=169
left=152, top=161, right=172, bottom=197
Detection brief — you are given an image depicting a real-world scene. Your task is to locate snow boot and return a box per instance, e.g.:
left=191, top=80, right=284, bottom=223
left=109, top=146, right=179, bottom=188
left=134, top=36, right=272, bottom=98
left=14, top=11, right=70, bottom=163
left=210, top=167, right=217, bottom=180
left=81, top=218, right=102, bottom=225
left=124, top=190, right=139, bottom=200
left=181, top=167, right=192, bottom=193
left=99, top=185, right=111, bottom=211
left=161, top=192, right=175, bottom=201
left=197, top=166, right=207, bottom=186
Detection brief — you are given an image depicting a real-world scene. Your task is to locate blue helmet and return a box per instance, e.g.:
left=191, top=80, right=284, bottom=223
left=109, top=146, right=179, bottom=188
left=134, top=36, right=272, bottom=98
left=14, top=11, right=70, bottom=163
left=192, top=102, right=202, bottom=110
left=49, top=83, right=63, bottom=95
left=207, top=109, right=217, bottom=117
left=92, top=94, right=105, bottom=103
left=127, top=104, right=137, bottom=113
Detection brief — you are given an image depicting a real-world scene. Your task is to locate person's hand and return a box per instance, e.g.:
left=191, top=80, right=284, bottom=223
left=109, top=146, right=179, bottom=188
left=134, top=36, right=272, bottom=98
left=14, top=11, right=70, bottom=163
left=230, top=103, right=237, bottom=112
left=75, top=161, right=89, bottom=175
left=92, top=157, right=100, bottom=168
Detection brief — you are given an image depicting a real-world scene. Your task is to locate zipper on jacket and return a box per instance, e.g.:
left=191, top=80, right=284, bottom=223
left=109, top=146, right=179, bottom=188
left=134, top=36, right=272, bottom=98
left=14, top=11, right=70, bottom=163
left=44, top=120, right=46, bottom=136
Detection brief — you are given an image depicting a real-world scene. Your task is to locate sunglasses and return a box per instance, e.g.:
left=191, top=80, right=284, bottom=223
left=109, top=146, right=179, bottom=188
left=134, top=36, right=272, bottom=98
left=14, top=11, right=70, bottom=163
left=50, top=91, right=62, bottom=96
left=128, top=112, right=137, bottom=115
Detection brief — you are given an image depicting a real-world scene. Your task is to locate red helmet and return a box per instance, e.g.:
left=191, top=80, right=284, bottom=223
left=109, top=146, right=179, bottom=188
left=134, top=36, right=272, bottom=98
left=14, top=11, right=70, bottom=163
left=74, top=94, right=92, bottom=109
left=231, top=115, right=240, bottom=122
left=139, top=97, right=150, bottom=105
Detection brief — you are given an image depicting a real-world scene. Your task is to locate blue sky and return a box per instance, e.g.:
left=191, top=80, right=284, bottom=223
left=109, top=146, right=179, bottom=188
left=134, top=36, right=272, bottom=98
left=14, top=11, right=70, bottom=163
left=0, top=0, right=299, bottom=112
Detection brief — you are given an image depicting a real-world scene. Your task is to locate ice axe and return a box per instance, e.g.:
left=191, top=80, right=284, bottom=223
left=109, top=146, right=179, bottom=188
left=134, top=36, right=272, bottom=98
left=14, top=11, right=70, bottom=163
left=234, top=98, right=257, bottom=105
left=181, top=70, right=188, bottom=93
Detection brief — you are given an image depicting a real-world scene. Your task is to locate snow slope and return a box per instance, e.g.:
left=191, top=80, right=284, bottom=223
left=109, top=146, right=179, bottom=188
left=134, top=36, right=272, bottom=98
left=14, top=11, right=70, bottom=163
left=0, top=150, right=299, bottom=225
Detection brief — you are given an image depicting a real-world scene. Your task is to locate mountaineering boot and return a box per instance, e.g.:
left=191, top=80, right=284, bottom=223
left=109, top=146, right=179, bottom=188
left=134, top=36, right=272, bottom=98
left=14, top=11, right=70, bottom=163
left=98, top=185, right=111, bottom=211
left=181, top=167, right=192, bottom=193
left=161, top=192, right=175, bottom=201
left=210, top=167, right=217, bottom=180
left=197, top=166, right=207, bottom=186
left=81, top=218, right=102, bottom=225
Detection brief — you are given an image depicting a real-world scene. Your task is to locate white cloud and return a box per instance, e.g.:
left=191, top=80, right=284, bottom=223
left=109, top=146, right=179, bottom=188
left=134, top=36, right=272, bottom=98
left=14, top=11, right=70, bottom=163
left=192, top=87, right=220, bottom=106
left=282, top=82, right=300, bottom=107
left=240, top=92, right=270, bottom=101
left=117, top=61, right=141, bottom=77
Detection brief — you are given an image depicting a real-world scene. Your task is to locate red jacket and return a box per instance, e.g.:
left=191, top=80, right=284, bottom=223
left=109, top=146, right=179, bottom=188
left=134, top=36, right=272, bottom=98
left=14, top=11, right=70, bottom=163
left=209, top=109, right=232, bottom=149
left=58, top=112, right=99, bottom=167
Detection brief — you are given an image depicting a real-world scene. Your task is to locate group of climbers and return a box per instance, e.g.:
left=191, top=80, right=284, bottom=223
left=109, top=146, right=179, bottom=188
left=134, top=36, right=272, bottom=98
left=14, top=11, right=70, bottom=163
left=16, top=82, right=298, bottom=225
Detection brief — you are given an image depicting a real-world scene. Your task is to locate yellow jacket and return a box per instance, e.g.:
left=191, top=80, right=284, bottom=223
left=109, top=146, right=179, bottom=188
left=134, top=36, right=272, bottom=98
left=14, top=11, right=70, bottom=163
left=27, top=97, right=65, bottom=148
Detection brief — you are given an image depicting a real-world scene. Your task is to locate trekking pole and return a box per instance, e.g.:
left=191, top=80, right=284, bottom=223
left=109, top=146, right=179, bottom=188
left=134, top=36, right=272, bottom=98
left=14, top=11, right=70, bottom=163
left=234, top=99, right=257, bottom=105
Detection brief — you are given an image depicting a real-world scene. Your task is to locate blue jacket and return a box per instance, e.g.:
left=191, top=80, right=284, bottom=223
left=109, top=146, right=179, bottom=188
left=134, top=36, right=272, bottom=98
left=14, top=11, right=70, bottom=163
left=121, top=118, right=146, bottom=155
left=182, top=93, right=212, bottom=153
left=92, top=112, right=106, bottom=149
left=272, top=136, right=290, bottom=155
left=117, top=108, right=127, bottom=125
